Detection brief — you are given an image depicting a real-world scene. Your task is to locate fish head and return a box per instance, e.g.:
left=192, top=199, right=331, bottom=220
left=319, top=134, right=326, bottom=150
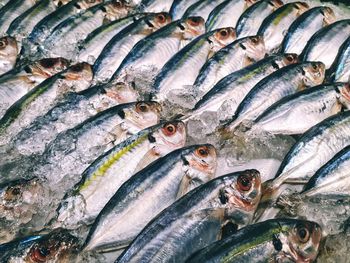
left=240, top=36, right=266, bottom=64
left=186, top=144, right=217, bottom=176
left=284, top=221, right=322, bottom=262
left=103, top=0, right=133, bottom=22
left=336, top=83, right=350, bottom=109
left=218, top=170, right=262, bottom=224
left=24, top=230, right=80, bottom=262
left=208, top=27, right=237, bottom=56
left=28, top=58, right=70, bottom=78
left=280, top=53, right=299, bottom=67
left=180, top=16, right=205, bottom=40
left=53, top=0, right=71, bottom=7
left=74, top=0, right=103, bottom=11
left=267, top=0, right=284, bottom=9
left=151, top=121, right=187, bottom=156
left=102, top=81, right=140, bottom=105
left=294, top=2, right=310, bottom=15
left=0, top=36, right=18, bottom=61
left=322, top=7, right=336, bottom=26
left=301, top=62, right=325, bottom=88
left=147, top=12, right=172, bottom=30
left=122, top=101, right=162, bottom=132
left=62, top=62, right=93, bottom=91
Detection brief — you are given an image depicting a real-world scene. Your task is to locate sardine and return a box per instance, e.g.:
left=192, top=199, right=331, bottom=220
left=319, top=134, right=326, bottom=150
left=27, top=0, right=104, bottom=45
left=328, top=36, right=350, bottom=82
left=0, top=229, right=80, bottom=262
left=236, top=0, right=284, bottom=38
left=0, top=36, right=18, bottom=76
left=169, top=0, right=199, bottom=20
left=224, top=61, right=325, bottom=132
left=93, top=12, right=172, bottom=83
left=300, top=19, right=350, bottom=69
left=205, top=0, right=257, bottom=31
left=41, top=1, right=133, bottom=59
left=0, top=57, right=70, bottom=119
left=257, top=2, right=309, bottom=53
left=0, top=63, right=93, bottom=146
left=188, top=219, right=322, bottom=263
left=137, top=0, right=173, bottom=13
left=59, top=144, right=213, bottom=244
left=153, top=27, right=237, bottom=106
left=115, top=170, right=262, bottom=261
left=11, top=81, right=139, bottom=156
left=182, top=0, right=228, bottom=21
left=0, top=0, right=38, bottom=35
left=192, top=35, right=266, bottom=99
left=253, top=83, right=350, bottom=135
left=78, top=13, right=147, bottom=63
left=281, top=6, right=336, bottom=55
left=111, top=16, right=205, bottom=85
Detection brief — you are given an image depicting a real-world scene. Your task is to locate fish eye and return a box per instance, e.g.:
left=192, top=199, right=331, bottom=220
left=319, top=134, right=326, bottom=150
left=156, top=14, right=166, bottom=23
left=188, top=17, right=202, bottom=27
left=196, top=146, right=209, bottom=157
left=312, top=63, right=318, bottom=70
left=219, top=29, right=228, bottom=37
left=9, top=186, right=21, bottom=196
left=162, top=123, right=177, bottom=136
left=136, top=103, right=149, bottom=113
left=296, top=225, right=310, bottom=243
left=251, top=37, right=259, bottom=44
left=237, top=174, right=252, bottom=191
left=30, top=247, right=51, bottom=262
left=70, top=63, right=84, bottom=72
left=0, top=41, right=5, bottom=48
left=113, top=1, right=123, bottom=8
left=286, top=54, right=295, bottom=62
left=39, top=58, right=56, bottom=68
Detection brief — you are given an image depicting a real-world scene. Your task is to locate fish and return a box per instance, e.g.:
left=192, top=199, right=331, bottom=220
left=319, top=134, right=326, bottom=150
left=0, top=0, right=38, bottom=35
left=77, top=13, right=147, bottom=63
left=93, top=12, right=172, bottom=83
left=205, top=0, right=258, bottom=31
left=184, top=54, right=298, bottom=133
left=27, top=0, right=104, bottom=46
left=10, top=81, right=139, bottom=156
left=6, top=0, right=61, bottom=42
left=252, top=82, right=350, bottom=135
left=192, top=35, right=266, bottom=99
left=0, top=63, right=93, bottom=146
left=115, top=169, right=262, bottom=261
left=281, top=6, right=336, bottom=55
left=257, top=2, right=309, bottom=54
left=182, top=0, right=228, bottom=21
left=40, top=1, right=133, bottom=60
left=328, top=36, right=350, bottom=83
left=153, top=27, right=237, bottom=106
left=235, top=0, right=284, bottom=38
left=0, top=177, right=51, bottom=243
left=80, top=144, right=216, bottom=251
left=0, top=229, right=80, bottom=262
left=110, top=16, right=205, bottom=86
left=187, top=219, right=322, bottom=263
left=224, top=61, right=326, bottom=132
left=0, top=36, right=18, bottom=76
left=300, top=19, right=350, bottom=69
left=137, top=0, right=174, bottom=13
left=256, top=110, right=350, bottom=222
left=0, top=57, right=70, bottom=119
left=169, top=0, right=199, bottom=20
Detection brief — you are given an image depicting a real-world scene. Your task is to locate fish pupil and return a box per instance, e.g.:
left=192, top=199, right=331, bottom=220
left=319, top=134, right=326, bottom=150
left=272, top=235, right=282, bottom=251
left=38, top=247, right=50, bottom=256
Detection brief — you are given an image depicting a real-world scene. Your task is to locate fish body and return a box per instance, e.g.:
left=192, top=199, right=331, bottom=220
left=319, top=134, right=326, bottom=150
left=116, top=169, right=262, bottom=262
left=328, top=36, right=350, bottom=82
left=0, top=57, right=70, bottom=119
left=205, top=0, right=257, bottom=31
left=192, top=35, right=266, bottom=99
left=0, top=36, right=18, bottom=76
left=62, top=144, right=214, bottom=245
left=225, top=61, right=326, bottom=131
left=169, top=0, right=199, bottom=20
left=300, top=19, right=350, bottom=69
left=78, top=13, right=147, bottom=63
left=281, top=6, right=336, bottom=54
left=253, top=83, right=349, bottom=135
left=153, top=27, right=237, bottom=106
left=188, top=219, right=322, bottom=263
left=182, top=0, right=227, bottom=21
left=0, top=63, right=93, bottom=146
left=138, top=0, right=173, bottom=13
left=11, top=81, right=139, bottom=156
left=236, top=0, right=284, bottom=38
left=93, top=12, right=172, bottom=83
left=257, top=2, right=309, bottom=53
